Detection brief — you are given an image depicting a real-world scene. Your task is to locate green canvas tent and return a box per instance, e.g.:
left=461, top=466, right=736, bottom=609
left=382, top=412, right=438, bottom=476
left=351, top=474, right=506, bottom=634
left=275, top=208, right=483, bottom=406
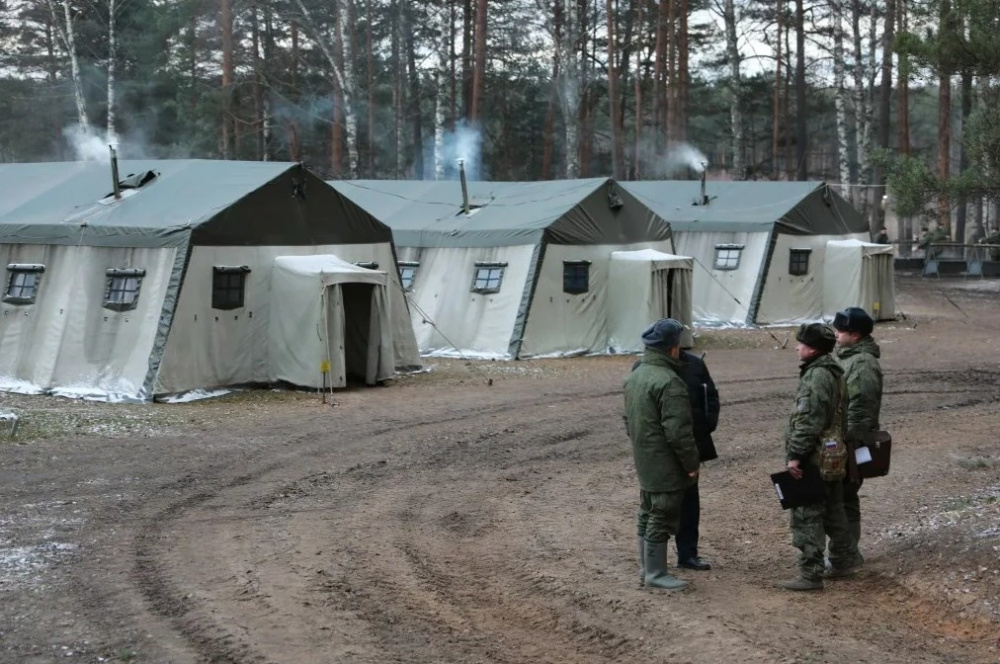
left=620, top=180, right=890, bottom=324
left=0, top=160, right=419, bottom=401
left=329, top=177, right=694, bottom=357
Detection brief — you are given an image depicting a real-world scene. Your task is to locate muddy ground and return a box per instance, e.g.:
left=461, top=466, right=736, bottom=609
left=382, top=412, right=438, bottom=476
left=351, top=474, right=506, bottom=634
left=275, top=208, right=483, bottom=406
left=1, top=273, right=999, bottom=664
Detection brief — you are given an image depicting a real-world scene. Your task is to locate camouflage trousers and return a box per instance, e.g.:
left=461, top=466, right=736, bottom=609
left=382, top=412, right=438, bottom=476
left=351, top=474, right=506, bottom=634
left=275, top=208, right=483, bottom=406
left=789, top=480, right=856, bottom=581
left=843, top=477, right=863, bottom=547
left=636, top=489, right=684, bottom=544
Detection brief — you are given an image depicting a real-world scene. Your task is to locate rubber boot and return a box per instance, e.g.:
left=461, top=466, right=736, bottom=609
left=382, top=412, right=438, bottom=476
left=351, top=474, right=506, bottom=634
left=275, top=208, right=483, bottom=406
left=643, top=540, right=687, bottom=591
left=849, top=521, right=865, bottom=567
left=637, top=536, right=646, bottom=585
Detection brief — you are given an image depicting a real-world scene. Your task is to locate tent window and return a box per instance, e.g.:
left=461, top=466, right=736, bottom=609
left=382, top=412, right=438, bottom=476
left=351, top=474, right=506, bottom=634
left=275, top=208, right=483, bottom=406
left=713, top=244, right=744, bottom=270
left=563, top=261, right=591, bottom=294
left=4, top=264, right=44, bottom=305
left=472, top=262, right=506, bottom=294
left=213, top=266, right=250, bottom=310
left=399, top=262, right=419, bottom=291
left=103, top=268, right=145, bottom=311
left=789, top=248, right=812, bottom=276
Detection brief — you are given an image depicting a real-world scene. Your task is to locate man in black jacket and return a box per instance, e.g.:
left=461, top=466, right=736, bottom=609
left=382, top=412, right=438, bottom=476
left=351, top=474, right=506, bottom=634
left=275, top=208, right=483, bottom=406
left=632, top=350, right=720, bottom=571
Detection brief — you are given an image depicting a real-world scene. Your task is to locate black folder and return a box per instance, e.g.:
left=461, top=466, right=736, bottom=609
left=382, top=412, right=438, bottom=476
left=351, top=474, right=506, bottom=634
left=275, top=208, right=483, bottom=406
left=770, top=463, right=825, bottom=510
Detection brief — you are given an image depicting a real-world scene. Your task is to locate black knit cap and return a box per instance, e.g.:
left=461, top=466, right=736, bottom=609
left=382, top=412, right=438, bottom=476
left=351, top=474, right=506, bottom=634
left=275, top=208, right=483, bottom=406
left=796, top=323, right=836, bottom=354
left=832, top=307, right=874, bottom=336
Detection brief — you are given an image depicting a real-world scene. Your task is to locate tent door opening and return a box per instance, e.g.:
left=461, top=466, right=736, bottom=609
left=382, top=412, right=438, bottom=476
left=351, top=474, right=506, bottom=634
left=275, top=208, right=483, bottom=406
left=328, top=283, right=378, bottom=385
left=652, top=268, right=675, bottom=319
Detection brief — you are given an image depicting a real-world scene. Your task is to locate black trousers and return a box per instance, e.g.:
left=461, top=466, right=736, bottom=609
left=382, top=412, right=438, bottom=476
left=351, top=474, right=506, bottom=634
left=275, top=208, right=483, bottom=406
left=674, top=482, right=700, bottom=561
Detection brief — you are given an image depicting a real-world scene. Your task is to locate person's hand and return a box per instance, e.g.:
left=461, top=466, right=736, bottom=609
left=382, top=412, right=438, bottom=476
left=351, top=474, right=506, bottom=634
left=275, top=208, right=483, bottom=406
left=787, top=459, right=802, bottom=480
left=688, top=469, right=699, bottom=479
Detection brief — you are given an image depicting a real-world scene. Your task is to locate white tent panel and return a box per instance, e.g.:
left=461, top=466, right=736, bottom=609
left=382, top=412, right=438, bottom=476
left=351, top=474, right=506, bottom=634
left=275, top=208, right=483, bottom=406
left=396, top=244, right=537, bottom=357
left=519, top=241, right=678, bottom=357
left=823, top=239, right=896, bottom=321
left=269, top=255, right=394, bottom=388
left=670, top=230, right=771, bottom=323
left=0, top=244, right=177, bottom=399
left=156, top=242, right=418, bottom=394
left=756, top=232, right=867, bottom=324
left=607, top=249, right=695, bottom=352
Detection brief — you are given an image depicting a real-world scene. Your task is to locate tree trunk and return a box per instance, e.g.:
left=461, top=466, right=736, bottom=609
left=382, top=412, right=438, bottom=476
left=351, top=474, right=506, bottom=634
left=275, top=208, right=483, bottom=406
left=723, top=0, right=743, bottom=178
left=831, top=0, right=850, bottom=190
left=794, top=0, right=807, bottom=180
left=262, top=7, right=273, bottom=160
left=871, top=0, right=895, bottom=232
left=337, top=0, right=360, bottom=177
left=449, top=0, right=458, bottom=129
left=850, top=0, right=867, bottom=194
left=956, top=69, right=972, bottom=241
left=772, top=0, right=782, bottom=177
left=469, top=0, right=488, bottom=124
left=653, top=0, right=666, bottom=154
left=543, top=0, right=563, bottom=180
left=290, top=19, right=301, bottom=161
left=665, top=0, right=677, bottom=147
left=783, top=22, right=793, bottom=179
left=220, top=0, right=233, bottom=158
left=251, top=7, right=264, bottom=160
left=366, top=0, right=376, bottom=175
left=405, top=2, right=423, bottom=177
left=897, top=0, right=910, bottom=156
left=633, top=0, right=645, bottom=179
left=938, top=72, right=951, bottom=234
left=392, top=0, right=404, bottom=177
left=51, top=0, right=90, bottom=132
left=558, top=0, right=581, bottom=178
left=606, top=0, right=623, bottom=178
left=676, top=0, right=688, bottom=144
left=462, top=0, right=473, bottom=115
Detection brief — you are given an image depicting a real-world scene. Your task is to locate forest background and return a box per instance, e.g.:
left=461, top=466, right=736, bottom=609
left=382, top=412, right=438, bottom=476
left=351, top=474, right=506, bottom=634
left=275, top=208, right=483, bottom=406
left=2, top=0, right=1000, bottom=242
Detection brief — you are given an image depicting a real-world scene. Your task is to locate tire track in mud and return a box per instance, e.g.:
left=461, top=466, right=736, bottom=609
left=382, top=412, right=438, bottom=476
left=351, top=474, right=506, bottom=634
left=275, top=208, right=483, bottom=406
left=127, top=365, right=1000, bottom=663
left=126, top=390, right=621, bottom=663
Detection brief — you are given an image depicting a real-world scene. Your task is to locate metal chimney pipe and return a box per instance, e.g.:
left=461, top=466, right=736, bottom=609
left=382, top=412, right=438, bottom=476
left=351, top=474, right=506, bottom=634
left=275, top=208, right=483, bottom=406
left=700, top=166, right=707, bottom=205
left=110, top=145, right=121, bottom=200
left=458, top=159, right=470, bottom=215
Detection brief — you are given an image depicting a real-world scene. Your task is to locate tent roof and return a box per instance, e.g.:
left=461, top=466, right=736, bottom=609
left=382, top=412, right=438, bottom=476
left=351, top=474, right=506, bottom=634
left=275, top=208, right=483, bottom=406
left=620, top=180, right=867, bottom=235
left=0, top=160, right=391, bottom=248
left=328, top=178, right=672, bottom=247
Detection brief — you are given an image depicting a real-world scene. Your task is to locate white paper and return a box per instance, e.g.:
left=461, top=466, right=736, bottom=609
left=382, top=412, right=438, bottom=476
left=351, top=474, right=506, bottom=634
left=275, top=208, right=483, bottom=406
left=855, top=446, right=873, bottom=465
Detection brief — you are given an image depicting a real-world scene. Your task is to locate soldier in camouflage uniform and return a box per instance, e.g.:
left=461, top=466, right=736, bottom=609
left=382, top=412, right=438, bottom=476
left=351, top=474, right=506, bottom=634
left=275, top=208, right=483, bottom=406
left=918, top=226, right=948, bottom=259
left=624, top=318, right=700, bottom=591
left=833, top=307, right=883, bottom=566
left=980, top=227, right=1000, bottom=261
left=780, top=323, right=857, bottom=591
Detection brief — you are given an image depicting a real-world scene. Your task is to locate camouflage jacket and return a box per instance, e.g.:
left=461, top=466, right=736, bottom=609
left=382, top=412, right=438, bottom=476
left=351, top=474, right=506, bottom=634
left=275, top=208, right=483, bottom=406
left=624, top=347, right=700, bottom=493
left=836, top=336, right=883, bottom=439
left=785, top=354, right=846, bottom=465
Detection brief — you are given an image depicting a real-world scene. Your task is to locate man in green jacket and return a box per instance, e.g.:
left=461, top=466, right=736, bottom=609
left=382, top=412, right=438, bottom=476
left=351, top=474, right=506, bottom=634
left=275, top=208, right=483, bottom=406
left=781, top=323, right=856, bottom=591
left=624, top=318, right=700, bottom=591
left=833, top=307, right=883, bottom=563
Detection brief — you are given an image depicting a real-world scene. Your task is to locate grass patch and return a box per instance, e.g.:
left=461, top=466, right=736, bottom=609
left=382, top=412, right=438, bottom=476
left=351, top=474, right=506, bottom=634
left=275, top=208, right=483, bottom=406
left=955, top=456, right=997, bottom=471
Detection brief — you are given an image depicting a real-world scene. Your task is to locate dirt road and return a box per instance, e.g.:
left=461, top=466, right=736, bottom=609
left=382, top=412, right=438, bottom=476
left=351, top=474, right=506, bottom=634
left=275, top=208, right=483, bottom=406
left=2, top=275, right=999, bottom=664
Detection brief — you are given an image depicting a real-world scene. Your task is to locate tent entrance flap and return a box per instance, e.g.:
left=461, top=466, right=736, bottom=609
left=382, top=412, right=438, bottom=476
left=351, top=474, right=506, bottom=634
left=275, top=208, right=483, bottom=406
left=607, top=249, right=694, bottom=352
left=333, top=283, right=381, bottom=385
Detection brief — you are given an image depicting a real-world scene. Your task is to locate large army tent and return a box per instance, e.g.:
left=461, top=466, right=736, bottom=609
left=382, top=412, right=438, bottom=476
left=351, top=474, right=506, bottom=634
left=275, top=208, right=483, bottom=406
left=620, top=180, right=884, bottom=325
left=328, top=178, right=694, bottom=358
left=0, top=160, right=419, bottom=401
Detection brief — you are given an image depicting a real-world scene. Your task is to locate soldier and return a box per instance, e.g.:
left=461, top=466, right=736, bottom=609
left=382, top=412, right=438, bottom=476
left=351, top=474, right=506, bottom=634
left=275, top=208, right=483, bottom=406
left=780, top=323, right=856, bottom=591
left=624, top=318, right=700, bottom=591
left=980, top=226, right=1000, bottom=261
left=833, top=307, right=883, bottom=564
left=918, top=225, right=947, bottom=259
left=874, top=226, right=889, bottom=245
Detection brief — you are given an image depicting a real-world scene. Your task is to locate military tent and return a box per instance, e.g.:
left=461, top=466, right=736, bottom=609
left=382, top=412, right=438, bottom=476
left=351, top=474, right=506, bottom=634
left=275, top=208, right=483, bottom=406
left=0, top=160, right=419, bottom=401
left=620, top=180, right=885, bottom=325
left=328, top=178, right=694, bottom=357
left=822, top=239, right=896, bottom=321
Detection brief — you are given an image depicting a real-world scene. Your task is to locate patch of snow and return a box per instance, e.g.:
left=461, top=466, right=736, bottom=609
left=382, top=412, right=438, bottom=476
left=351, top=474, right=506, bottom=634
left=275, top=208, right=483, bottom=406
left=157, top=388, right=233, bottom=404
left=0, top=375, right=45, bottom=395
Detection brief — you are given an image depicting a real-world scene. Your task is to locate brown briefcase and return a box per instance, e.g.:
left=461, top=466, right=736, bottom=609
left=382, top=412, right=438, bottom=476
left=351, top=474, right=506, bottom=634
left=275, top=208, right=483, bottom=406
left=857, top=431, right=892, bottom=479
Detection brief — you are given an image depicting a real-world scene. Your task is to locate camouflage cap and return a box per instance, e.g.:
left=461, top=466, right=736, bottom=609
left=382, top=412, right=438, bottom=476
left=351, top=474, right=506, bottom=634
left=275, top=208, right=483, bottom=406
left=795, top=323, right=836, bottom=354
